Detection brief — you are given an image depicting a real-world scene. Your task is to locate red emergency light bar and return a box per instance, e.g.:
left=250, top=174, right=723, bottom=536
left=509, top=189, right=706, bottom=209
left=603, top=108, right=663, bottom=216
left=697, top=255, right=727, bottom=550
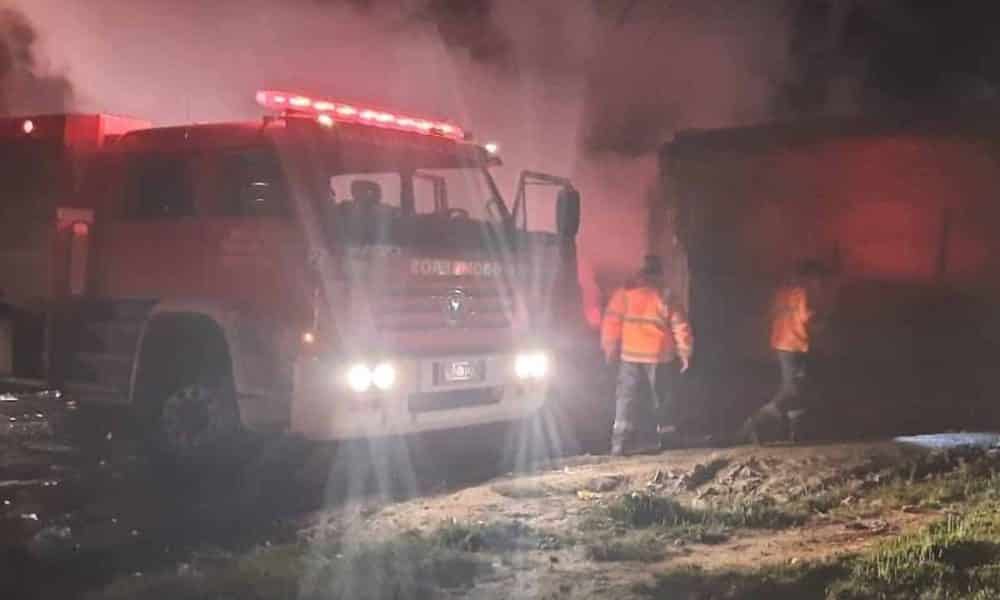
left=256, top=90, right=465, bottom=141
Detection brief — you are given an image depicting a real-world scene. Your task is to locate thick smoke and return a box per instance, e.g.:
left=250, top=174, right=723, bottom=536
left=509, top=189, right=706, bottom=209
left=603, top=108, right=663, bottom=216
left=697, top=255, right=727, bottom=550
left=0, top=8, right=72, bottom=114
left=11, top=0, right=800, bottom=304
left=578, top=1, right=795, bottom=156
left=780, top=1, right=1000, bottom=116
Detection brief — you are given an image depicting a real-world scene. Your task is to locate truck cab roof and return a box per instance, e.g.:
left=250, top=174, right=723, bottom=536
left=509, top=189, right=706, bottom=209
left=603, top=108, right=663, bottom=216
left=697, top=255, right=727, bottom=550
left=112, top=116, right=497, bottom=166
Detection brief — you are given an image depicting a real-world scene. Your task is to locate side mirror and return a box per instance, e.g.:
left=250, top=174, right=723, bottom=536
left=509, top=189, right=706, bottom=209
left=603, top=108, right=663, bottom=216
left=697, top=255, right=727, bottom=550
left=556, top=187, right=581, bottom=238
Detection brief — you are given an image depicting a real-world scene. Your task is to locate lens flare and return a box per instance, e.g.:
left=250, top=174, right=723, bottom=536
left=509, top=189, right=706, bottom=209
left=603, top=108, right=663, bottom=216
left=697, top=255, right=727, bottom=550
left=372, top=362, right=396, bottom=390
left=346, top=363, right=372, bottom=392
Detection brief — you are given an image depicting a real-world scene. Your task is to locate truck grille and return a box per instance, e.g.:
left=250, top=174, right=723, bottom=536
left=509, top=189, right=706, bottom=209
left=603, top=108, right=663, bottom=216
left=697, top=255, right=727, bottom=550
left=408, top=387, right=502, bottom=412
left=374, top=287, right=513, bottom=331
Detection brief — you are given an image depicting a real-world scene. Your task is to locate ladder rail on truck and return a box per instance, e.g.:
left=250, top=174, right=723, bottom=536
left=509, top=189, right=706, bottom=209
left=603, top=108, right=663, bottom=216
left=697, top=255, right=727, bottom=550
left=4, top=90, right=590, bottom=462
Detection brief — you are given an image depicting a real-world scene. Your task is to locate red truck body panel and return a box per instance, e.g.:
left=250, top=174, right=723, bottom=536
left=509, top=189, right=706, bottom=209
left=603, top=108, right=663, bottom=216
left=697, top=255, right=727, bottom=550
left=0, top=114, right=149, bottom=309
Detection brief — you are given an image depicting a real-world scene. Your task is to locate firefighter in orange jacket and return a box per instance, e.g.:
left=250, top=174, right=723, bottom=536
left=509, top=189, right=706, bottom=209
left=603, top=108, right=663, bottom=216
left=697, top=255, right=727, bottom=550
left=744, top=260, right=829, bottom=443
left=601, top=255, right=693, bottom=455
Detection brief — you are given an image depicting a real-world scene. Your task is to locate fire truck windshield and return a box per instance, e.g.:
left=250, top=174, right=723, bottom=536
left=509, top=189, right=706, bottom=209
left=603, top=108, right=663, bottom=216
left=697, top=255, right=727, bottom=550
left=311, top=134, right=508, bottom=248
left=328, top=167, right=496, bottom=220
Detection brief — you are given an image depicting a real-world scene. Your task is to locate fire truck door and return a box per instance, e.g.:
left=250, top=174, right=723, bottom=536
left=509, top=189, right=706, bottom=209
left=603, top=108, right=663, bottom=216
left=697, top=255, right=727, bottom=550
left=198, top=149, right=309, bottom=317
left=96, top=153, right=210, bottom=299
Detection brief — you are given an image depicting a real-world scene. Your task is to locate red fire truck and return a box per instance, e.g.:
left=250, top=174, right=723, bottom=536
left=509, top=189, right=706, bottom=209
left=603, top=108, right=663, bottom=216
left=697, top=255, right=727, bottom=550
left=1, top=91, right=585, bottom=461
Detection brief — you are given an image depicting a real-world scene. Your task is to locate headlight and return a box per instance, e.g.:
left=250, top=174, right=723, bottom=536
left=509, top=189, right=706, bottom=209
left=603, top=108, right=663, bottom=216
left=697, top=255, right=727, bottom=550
left=372, top=362, right=396, bottom=390
left=344, top=361, right=396, bottom=392
left=515, top=351, right=549, bottom=379
left=346, top=363, right=372, bottom=392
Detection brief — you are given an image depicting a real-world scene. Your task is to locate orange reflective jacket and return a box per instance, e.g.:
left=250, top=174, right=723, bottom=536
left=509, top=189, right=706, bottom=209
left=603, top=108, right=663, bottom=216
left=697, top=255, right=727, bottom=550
left=770, top=284, right=814, bottom=353
left=601, top=286, right=693, bottom=364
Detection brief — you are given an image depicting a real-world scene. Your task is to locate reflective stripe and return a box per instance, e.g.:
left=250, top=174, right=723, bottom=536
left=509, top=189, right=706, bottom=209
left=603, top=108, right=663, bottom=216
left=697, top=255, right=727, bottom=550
left=622, top=349, right=664, bottom=358
left=623, top=315, right=665, bottom=325
left=621, top=350, right=674, bottom=364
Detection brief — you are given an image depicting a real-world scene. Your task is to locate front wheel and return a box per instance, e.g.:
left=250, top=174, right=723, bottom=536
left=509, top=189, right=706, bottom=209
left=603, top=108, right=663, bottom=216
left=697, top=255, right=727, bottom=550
left=156, top=381, right=244, bottom=468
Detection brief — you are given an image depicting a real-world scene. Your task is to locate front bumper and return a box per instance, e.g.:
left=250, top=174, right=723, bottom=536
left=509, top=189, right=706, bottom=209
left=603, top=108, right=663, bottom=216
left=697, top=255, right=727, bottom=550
left=290, top=351, right=548, bottom=441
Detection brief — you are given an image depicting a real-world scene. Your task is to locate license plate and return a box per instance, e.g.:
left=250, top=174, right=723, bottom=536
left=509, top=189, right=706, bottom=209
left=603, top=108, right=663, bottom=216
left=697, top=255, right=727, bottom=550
left=443, top=360, right=474, bottom=382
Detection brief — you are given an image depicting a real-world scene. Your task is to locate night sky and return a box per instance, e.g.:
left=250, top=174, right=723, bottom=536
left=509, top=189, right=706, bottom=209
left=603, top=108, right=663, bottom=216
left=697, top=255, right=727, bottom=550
left=782, top=1, right=1000, bottom=115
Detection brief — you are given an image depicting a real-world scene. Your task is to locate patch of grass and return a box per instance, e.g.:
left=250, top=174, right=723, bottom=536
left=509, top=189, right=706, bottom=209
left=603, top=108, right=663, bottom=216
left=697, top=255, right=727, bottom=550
left=579, top=511, right=613, bottom=532
left=636, top=561, right=849, bottom=600
left=90, top=529, right=492, bottom=600
left=431, top=519, right=564, bottom=552
left=796, top=452, right=1000, bottom=520
left=828, top=506, right=1000, bottom=599
left=801, top=480, right=857, bottom=514
left=607, top=491, right=805, bottom=535
left=91, top=545, right=305, bottom=600
left=586, top=533, right=667, bottom=563
left=665, top=521, right=732, bottom=544
left=608, top=492, right=693, bottom=528
left=725, top=495, right=806, bottom=529
left=840, top=464, right=1000, bottom=517
left=302, top=533, right=488, bottom=599
left=637, top=498, right=1000, bottom=600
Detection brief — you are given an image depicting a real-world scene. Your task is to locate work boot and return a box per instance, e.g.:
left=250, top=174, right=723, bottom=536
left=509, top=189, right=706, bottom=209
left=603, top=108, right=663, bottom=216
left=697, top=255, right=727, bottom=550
left=610, top=436, right=625, bottom=456
left=787, top=409, right=807, bottom=443
left=739, top=417, right=761, bottom=446
left=658, top=425, right=678, bottom=450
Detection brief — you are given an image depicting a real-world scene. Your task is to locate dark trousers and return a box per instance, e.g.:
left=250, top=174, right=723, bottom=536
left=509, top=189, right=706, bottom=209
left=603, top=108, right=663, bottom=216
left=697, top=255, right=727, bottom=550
left=744, top=351, right=810, bottom=442
left=774, top=350, right=808, bottom=412
left=611, top=361, right=678, bottom=454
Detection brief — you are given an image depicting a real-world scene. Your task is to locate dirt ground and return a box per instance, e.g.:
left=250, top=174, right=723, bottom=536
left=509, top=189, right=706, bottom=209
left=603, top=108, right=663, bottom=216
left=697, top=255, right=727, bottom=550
left=5, top=381, right=998, bottom=599
left=297, top=441, right=954, bottom=599
left=0, top=387, right=541, bottom=598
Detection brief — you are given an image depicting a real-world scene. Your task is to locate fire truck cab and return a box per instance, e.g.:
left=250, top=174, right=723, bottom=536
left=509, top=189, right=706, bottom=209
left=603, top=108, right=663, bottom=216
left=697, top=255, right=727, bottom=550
left=7, top=92, right=584, bottom=460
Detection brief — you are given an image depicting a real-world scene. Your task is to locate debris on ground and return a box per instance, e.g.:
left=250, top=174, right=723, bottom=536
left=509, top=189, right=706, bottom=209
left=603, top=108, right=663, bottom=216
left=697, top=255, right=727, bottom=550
left=677, top=457, right=731, bottom=491
left=28, top=524, right=74, bottom=559
left=584, top=475, right=623, bottom=493
left=23, top=441, right=76, bottom=454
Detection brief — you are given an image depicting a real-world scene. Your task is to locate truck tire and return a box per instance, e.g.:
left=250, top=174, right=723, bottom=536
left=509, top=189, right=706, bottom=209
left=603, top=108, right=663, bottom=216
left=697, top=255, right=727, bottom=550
left=158, top=379, right=243, bottom=467
left=134, top=314, right=246, bottom=471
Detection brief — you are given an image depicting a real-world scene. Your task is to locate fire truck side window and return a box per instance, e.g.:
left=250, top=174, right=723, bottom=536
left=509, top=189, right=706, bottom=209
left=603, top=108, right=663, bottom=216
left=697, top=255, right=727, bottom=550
left=0, top=140, right=69, bottom=221
left=411, top=176, right=442, bottom=214
left=216, top=149, right=289, bottom=218
left=329, top=173, right=401, bottom=211
left=127, top=154, right=196, bottom=219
